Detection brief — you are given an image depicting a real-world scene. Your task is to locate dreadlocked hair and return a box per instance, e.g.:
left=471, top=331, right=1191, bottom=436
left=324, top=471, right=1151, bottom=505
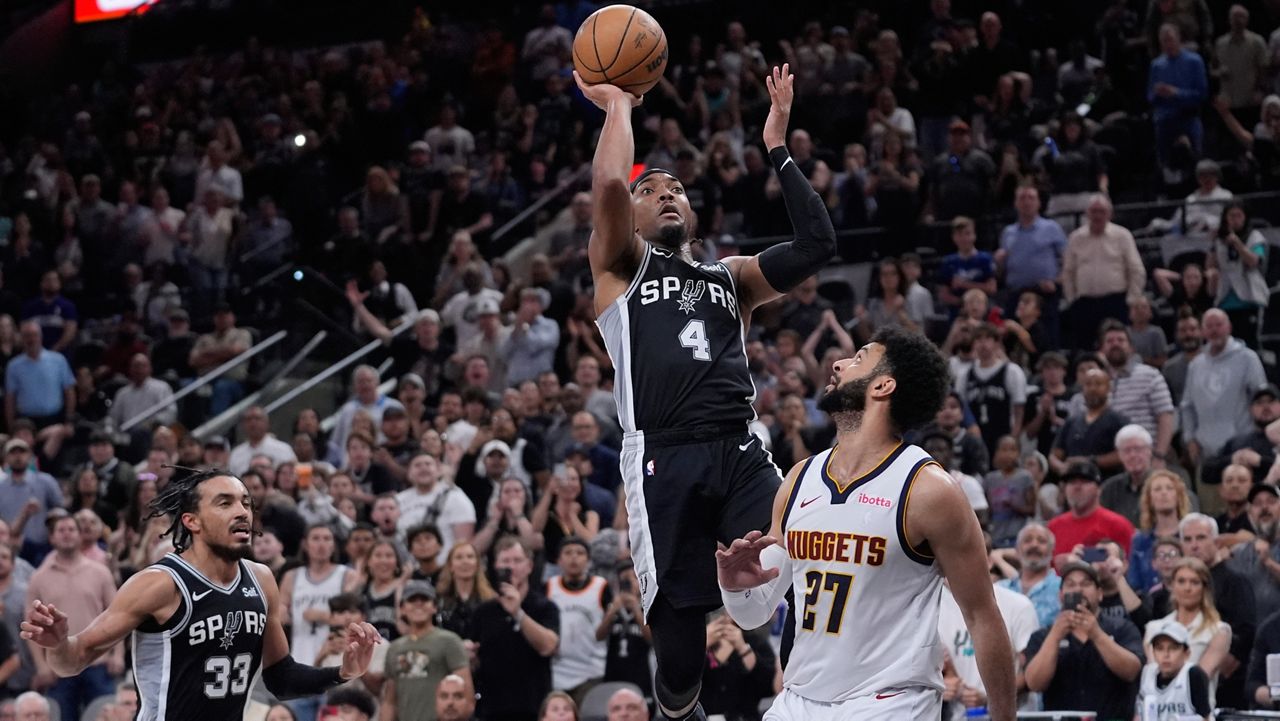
left=143, top=466, right=240, bottom=552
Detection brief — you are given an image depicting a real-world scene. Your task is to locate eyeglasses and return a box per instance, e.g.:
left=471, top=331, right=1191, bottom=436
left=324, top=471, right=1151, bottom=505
left=1155, top=551, right=1182, bottom=560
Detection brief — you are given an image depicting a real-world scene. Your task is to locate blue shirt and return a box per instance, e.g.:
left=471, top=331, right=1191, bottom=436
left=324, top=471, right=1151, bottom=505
left=998, top=572, right=1061, bottom=628
left=999, top=217, right=1067, bottom=291
left=0, top=470, right=64, bottom=545
left=5, top=350, right=74, bottom=418
left=19, top=296, right=77, bottom=350
left=937, top=251, right=996, bottom=290
left=1127, top=530, right=1161, bottom=592
left=1147, top=50, right=1208, bottom=123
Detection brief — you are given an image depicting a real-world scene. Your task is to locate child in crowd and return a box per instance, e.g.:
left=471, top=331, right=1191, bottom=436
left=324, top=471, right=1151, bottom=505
left=982, top=435, right=1035, bottom=548
left=1128, top=295, right=1169, bottom=369
left=1136, top=620, right=1210, bottom=720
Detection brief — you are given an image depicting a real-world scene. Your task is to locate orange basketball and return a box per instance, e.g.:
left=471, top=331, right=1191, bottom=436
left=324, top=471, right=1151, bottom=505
left=573, top=4, right=669, bottom=96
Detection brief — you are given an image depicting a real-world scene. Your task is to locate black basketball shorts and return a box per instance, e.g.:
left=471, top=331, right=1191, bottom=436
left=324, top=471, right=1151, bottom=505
left=620, top=423, right=783, bottom=616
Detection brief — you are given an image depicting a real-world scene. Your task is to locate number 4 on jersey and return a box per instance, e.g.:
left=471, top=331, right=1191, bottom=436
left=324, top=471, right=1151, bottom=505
left=679, top=319, right=710, bottom=361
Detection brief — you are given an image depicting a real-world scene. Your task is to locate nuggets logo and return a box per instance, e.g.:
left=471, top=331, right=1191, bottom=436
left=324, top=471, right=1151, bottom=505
left=787, top=530, right=887, bottom=566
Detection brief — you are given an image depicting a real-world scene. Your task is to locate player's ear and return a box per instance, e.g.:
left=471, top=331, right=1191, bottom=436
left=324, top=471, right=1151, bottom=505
left=181, top=512, right=200, bottom=534
left=872, top=376, right=896, bottom=399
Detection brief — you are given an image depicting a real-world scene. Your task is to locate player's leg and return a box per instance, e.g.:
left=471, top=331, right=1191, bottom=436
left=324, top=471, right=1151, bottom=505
left=647, top=592, right=710, bottom=721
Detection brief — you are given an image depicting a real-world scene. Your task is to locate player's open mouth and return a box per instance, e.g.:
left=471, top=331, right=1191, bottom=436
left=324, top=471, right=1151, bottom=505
left=658, top=203, right=680, bottom=220
left=231, top=525, right=251, bottom=540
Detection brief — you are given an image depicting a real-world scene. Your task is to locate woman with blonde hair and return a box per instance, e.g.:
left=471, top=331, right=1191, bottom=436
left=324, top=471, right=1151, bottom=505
left=1144, top=557, right=1231, bottom=701
left=436, top=541, right=496, bottom=641
left=359, top=165, right=409, bottom=243
left=1127, top=470, right=1192, bottom=592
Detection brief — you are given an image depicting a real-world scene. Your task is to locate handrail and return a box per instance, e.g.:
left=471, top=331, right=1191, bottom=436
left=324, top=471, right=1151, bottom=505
left=263, top=321, right=413, bottom=416
left=121, top=329, right=288, bottom=431
left=490, top=164, right=591, bottom=243
left=191, top=330, right=328, bottom=439
left=730, top=189, right=1280, bottom=252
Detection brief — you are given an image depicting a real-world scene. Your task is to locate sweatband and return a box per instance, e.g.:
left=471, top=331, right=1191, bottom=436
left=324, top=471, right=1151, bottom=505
left=629, top=167, right=678, bottom=192
left=757, top=146, right=837, bottom=292
left=719, top=543, right=791, bottom=630
left=262, top=654, right=345, bottom=699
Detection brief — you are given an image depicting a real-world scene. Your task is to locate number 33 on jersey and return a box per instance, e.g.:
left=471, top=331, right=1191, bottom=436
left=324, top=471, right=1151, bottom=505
left=598, top=246, right=756, bottom=433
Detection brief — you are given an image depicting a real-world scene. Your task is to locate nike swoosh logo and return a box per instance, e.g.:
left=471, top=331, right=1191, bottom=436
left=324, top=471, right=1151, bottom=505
left=875, top=692, right=905, bottom=700
left=799, top=496, right=821, bottom=508
left=192, top=590, right=213, bottom=601
left=738, top=439, right=754, bottom=451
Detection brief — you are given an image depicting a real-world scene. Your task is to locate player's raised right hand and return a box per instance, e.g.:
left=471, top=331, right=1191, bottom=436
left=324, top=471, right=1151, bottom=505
left=572, top=71, right=642, bottom=111
left=21, top=599, right=69, bottom=649
left=716, top=530, right=781, bottom=592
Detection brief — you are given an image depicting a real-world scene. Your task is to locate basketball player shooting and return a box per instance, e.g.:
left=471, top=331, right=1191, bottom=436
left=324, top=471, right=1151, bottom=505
left=21, top=470, right=381, bottom=721
left=573, top=63, right=834, bottom=721
left=717, top=329, right=1016, bottom=721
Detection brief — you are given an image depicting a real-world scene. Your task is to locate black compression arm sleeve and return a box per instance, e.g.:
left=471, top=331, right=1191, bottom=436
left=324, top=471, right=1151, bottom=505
left=756, top=146, right=836, bottom=292
left=262, top=654, right=345, bottom=700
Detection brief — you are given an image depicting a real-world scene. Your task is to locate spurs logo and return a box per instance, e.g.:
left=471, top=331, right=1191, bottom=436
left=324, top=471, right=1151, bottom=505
left=219, top=611, right=243, bottom=649
left=677, top=279, right=705, bottom=315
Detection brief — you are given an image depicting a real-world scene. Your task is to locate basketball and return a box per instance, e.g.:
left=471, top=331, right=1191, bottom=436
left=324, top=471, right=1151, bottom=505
left=573, top=4, right=669, bottom=96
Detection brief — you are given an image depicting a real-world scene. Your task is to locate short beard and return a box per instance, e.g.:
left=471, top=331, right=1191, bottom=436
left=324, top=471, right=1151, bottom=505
left=208, top=539, right=253, bottom=563
left=653, top=222, right=687, bottom=250
left=1257, top=519, right=1279, bottom=542
left=818, top=373, right=875, bottom=432
left=1022, top=555, right=1049, bottom=572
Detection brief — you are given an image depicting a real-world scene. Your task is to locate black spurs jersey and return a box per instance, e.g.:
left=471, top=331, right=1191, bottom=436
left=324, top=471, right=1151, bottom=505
left=132, top=553, right=268, bottom=721
left=598, top=246, right=755, bottom=432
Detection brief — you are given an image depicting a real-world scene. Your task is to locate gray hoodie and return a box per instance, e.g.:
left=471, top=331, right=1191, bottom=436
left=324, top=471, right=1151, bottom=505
left=1180, top=337, right=1266, bottom=455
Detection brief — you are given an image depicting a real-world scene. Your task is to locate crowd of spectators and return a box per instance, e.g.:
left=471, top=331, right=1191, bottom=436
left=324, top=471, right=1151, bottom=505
left=2, top=0, right=1280, bottom=720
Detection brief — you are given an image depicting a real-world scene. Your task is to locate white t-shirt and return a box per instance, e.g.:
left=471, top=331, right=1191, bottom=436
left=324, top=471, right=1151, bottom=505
left=229, top=434, right=297, bottom=476
left=955, top=471, right=990, bottom=512
left=395, top=483, right=477, bottom=563
left=939, top=584, right=1039, bottom=721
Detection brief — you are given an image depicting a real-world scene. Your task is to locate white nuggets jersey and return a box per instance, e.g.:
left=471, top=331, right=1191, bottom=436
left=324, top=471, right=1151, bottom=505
left=546, top=575, right=609, bottom=690
left=780, top=442, right=944, bottom=702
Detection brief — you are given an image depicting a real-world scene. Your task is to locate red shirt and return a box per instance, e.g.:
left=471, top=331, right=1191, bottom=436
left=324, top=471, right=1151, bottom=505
left=1048, top=505, right=1136, bottom=557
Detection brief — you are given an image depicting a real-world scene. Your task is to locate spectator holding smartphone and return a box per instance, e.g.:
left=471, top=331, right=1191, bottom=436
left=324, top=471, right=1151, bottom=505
left=473, top=537, right=559, bottom=721
left=1024, top=561, right=1144, bottom=719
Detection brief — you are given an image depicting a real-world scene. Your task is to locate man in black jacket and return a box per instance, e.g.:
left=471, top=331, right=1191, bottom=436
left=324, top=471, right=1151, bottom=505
left=1181, top=512, right=1257, bottom=708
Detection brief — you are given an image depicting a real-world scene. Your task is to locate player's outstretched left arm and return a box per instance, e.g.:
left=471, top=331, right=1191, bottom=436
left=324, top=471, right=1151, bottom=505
left=909, top=464, right=1016, bottom=721
left=252, top=562, right=382, bottom=700
left=723, top=64, right=835, bottom=314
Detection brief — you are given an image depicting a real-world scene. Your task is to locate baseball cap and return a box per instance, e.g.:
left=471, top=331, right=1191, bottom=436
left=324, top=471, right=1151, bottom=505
left=1252, top=384, right=1280, bottom=403
left=1148, top=619, right=1190, bottom=647
left=3, top=438, right=29, bottom=454
left=401, top=580, right=437, bottom=602
left=168, top=308, right=190, bottom=323
left=473, top=297, right=500, bottom=317
left=399, top=373, right=426, bottom=390
left=1061, top=460, right=1102, bottom=484
left=1250, top=483, right=1280, bottom=503
left=89, top=430, right=115, bottom=446
left=1059, top=561, right=1100, bottom=586
left=409, top=140, right=430, bottom=154
left=204, top=435, right=230, bottom=450
left=564, top=443, right=592, bottom=459
left=381, top=405, right=407, bottom=420
left=261, top=113, right=283, bottom=126
left=948, top=118, right=971, bottom=132
left=481, top=439, right=512, bottom=459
